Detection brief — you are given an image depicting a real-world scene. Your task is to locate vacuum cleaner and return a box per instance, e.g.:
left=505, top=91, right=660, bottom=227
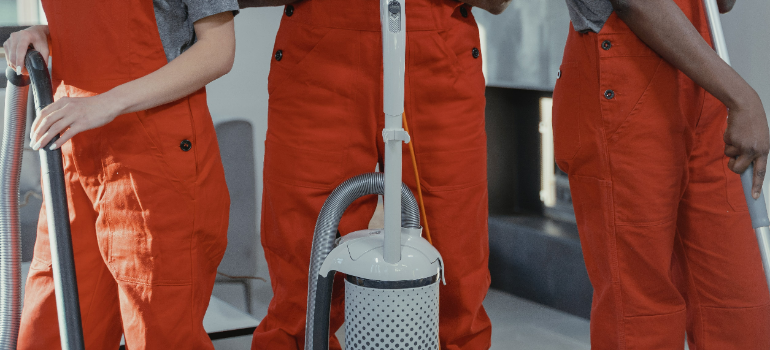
left=2, top=50, right=85, bottom=350
left=304, top=0, right=445, bottom=349
left=703, top=0, right=770, bottom=291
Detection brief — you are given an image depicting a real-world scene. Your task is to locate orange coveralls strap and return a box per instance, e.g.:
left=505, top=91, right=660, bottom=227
left=17, top=0, right=230, bottom=349
left=252, top=0, right=492, bottom=349
left=553, top=1, right=770, bottom=348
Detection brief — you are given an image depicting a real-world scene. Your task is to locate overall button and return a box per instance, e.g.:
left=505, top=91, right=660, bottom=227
left=601, top=40, right=612, bottom=50
left=180, top=140, right=192, bottom=152
left=472, top=47, right=480, bottom=58
left=275, top=50, right=283, bottom=61
left=557, top=70, right=561, bottom=79
left=285, top=5, right=294, bottom=16
left=460, top=6, right=468, bottom=18
left=604, top=90, right=615, bottom=99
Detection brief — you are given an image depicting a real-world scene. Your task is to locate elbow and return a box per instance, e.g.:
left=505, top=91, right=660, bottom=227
left=486, top=0, right=511, bottom=15
left=610, top=0, right=636, bottom=16
left=213, top=37, right=236, bottom=78
left=610, top=0, right=646, bottom=23
left=218, top=54, right=235, bottom=78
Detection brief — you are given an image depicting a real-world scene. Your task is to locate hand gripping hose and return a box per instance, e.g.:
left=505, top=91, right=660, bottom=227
left=703, top=0, right=770, bottom=292
left=0, top=67, right=30, bottom=350
left=3, top=50, right=85, bottom=350
left=305, top=173, right=421, bottom=350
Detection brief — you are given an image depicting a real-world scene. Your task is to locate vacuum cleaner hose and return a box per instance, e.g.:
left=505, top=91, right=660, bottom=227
left=26, top=50, right=86, bottom=350
left=0, top=67, right=31, bottom=350
left=306, top=172, right=421, bottom=350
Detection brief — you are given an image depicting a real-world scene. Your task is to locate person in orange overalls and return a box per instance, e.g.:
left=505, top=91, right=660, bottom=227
left=237, top=0, right=509, bottom=348
left=3, top=0, right=237, bottom=348
left=554, top=0, right=770, bottom=348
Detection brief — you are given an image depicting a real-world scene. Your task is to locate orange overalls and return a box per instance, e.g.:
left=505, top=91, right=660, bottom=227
left=553, top=1, right=770, bottom=348
left=252, top=1, right=491, bottom=349
left=17, top=0, right=230, bottom=349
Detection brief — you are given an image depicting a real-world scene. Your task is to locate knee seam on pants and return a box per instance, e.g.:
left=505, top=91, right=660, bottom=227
left=82, top=265, right=109, bottom=325
left=615, top=217, right=676, bottom=227
left=623, top=307, right=686, bottom=319
left=700, top=303, right=770, bottom=311
left=675, top=232, right=707, bottom=343
left=115, top=276, right=192, bottom=286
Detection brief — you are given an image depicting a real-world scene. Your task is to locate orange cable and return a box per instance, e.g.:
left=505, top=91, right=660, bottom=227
left=402, top=113, right=433, bottom=245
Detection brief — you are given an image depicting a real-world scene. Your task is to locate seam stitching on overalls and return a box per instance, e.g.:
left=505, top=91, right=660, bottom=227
left=615, top=217, right=676, bottom=227
left=700, top=303, right=770, bottom=310
left=82, top=260, right=109, bottom=328
left=607, top=59, right=664, bottom=144
left=190, top=197, right=198, bottom=341
left=114, top=276, right=192, bottom=287
left=184, top=95, right=199, bottom=199
left=595, top=31, right=627, bottom=350
left=623, top=307, right=686, bottom=319
left=99, top=123, right=115, bottom=270
left=694, top=88, right=707, bottom=130
left=184, top=96, right=199, bottom=338
left=676, top=231, right=706, bottom=349
left=264, top=176, right=342, bottom=191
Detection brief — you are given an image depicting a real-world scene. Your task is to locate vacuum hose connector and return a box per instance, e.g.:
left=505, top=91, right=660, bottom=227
left=0, top=67, right=31, bottom=350
left=305, top=172, right=420, bottom=350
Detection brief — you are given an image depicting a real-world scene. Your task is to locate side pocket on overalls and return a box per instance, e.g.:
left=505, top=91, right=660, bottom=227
left=553, top=61, right=581, bottom=168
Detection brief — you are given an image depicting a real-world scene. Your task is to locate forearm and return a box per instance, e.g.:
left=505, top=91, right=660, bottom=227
left=238, top=0, right=297, bottom=8
left=101, top=13, right=235, bottom=115
left=462, top=0, right=510, bottom=15
left=612, top=0, right=757, bottom=110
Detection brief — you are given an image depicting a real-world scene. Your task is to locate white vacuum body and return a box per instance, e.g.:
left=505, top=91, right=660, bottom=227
left=344, top=279, right=440, bottom=350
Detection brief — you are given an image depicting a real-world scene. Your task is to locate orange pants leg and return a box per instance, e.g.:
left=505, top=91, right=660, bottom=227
left=403, top=27, right=491, bottom=350
left=252, top=24, right=382, bottom=350
left=19, top=91, right=229, bottom=350
left=96, top=99, right=229, bottom=349
left=253, top=17, right=491, bottom=349
left=554, top=15, right=770, bottom=349
left=18, top=141, right=123, bottom=350
left=675, top=95, right=770, bottom=349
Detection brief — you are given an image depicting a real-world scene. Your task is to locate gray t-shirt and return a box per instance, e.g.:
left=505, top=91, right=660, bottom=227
left=154, top=0, right=239, bottom=62
left=565, top=0, right=614, bottom=33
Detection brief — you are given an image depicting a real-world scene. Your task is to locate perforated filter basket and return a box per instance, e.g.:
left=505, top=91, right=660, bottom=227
left=344, top=278, right=439, bottom=350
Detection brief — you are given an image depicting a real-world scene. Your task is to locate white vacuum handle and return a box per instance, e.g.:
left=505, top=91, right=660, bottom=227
left=703, top=0, right=770, bottom=290
left=381, top=0, right=408, bottom=263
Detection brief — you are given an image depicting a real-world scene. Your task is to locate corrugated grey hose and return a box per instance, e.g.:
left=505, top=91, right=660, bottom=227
left=305, top=172, right=421, bottom=350
left=0, top=67, right=30, bottom=349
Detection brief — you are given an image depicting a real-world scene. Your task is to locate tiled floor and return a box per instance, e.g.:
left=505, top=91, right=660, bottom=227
left=22, top=263, right=697, bottom=350
left=483, top=289, right=590, bottom=350
left=213, top=288, right=591, bottom=350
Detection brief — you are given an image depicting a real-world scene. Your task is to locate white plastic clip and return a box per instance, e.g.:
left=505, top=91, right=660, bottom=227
left=402, top=227, right=422, bottom=237
left=382, top=128, right=411, bottom=144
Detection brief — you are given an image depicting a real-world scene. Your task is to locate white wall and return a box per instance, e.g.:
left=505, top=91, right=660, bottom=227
left=204, top=7, right=283, bottom=317
left=473, top=0, right=569, bottom=90
left=722, top=2, right=770, bottom=198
